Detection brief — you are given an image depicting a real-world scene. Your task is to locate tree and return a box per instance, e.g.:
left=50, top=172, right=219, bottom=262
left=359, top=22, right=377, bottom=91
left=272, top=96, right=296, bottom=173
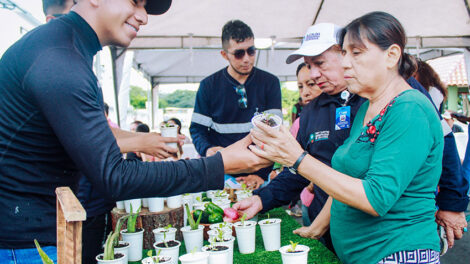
left=130, top=85, right=147, bottom=109
left=160, top=90, right=197, bottom=108
left=281, top=84, right=299, bottom=122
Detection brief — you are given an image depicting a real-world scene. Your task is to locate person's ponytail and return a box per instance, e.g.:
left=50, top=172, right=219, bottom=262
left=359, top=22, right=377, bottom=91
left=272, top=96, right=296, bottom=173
left=399, top=53, right=417, bottom=80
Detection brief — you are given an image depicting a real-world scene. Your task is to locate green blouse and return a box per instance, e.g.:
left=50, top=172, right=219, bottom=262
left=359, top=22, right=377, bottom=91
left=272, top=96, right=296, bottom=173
left=330, top=90, right=443, bottom=264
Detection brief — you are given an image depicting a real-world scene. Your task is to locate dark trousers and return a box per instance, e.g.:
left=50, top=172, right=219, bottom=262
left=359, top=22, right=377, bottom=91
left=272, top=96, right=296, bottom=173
left=82, top=212, right=112, bottom=264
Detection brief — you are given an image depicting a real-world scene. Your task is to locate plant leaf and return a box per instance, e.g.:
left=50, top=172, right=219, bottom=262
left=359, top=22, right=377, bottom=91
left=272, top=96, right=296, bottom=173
left=34, top=239, right=55, bottom=264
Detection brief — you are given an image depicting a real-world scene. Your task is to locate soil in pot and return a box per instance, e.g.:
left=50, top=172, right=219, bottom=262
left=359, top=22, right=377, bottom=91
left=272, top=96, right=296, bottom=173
left=205, top=245, right=228, bottom=251
left=155, top=240, right=180, bottom=248
left=97, top=253, right=124, bottom=260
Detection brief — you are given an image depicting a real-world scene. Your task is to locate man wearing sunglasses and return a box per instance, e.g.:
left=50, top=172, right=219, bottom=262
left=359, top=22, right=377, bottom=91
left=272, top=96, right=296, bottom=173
left=0, top=1, right=271, bottom=262
left=190, top=20, right=282, bottom=189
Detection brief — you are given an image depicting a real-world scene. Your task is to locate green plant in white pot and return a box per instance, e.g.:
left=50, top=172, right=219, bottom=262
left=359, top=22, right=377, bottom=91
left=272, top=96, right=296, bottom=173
left=181, top=203, right=204, bottom=253
left=120, top=204, right=144, bottom=262
left=96, top=215, right=128, bottom=264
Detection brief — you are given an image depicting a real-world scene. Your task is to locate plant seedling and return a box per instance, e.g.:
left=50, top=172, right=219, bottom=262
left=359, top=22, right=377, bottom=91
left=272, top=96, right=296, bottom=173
left=287, top=241, right=299, bottom=253
left=196, top=196, right=202, bottom=202
left=240, top=213, right=247, bottom=226
left=34, top=239, right=54, bottom=264
left=147, top=249, right=163, bottom=263
left=127, top=203, right=141, bottom=233
left=185, top=203, right=202, bottom=230
left=103, top=215, right=129, bottom=260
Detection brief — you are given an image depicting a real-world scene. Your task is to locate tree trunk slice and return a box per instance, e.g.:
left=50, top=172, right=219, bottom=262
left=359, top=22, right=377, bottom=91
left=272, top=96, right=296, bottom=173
left=111, top=206, right=184, bottom=250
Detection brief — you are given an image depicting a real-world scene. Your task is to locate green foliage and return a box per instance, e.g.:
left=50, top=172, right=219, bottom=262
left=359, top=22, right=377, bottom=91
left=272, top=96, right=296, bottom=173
left=160, top=90, right=197, bottom=108
left=281, top=84, right=299, bottom=122
left=185, top=203, right=202, bottom=230
left=288, top=240, right=299, bottom=252
left=34, top=239, right=54, bottom=264
left=240, top=213, right=247, bottom=226
left=127, top=203, right=141, bottom=233
left=103, top=215, right=129, bottom=260
left=130, top=85, right=148, bottom=109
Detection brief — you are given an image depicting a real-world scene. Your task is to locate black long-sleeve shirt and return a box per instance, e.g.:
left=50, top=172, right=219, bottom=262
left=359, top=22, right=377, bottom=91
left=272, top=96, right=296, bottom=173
left=0, top=11, right=224, bottom=248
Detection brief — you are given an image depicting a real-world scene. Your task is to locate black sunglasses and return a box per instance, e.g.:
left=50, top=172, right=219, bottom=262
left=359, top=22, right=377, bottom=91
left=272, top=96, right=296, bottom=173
left=235, top=85, right=248, bottom=109
left=227, top=46, right=256, bottom=60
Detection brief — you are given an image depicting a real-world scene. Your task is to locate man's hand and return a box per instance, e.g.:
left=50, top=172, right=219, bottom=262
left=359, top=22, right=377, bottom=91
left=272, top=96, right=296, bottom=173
left=206, top=146, right=224, bottom=157
left=236, top=175, right=265, bottom=190
left=436, top=210, right=468, bottom=248
left=219, top=135, right=273, bottom=174
left=139, top=132, right=182, bottom=159
left=232, top=195, right=263, bottom=219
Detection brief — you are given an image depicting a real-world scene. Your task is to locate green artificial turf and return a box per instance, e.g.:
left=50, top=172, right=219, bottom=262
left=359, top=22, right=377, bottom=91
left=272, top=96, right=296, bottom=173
left=132, top=207, right=341, bottom=264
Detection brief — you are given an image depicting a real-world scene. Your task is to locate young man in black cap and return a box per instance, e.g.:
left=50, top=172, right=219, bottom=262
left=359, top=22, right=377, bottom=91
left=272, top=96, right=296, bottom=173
left=0, top=1, right=270, bottom=262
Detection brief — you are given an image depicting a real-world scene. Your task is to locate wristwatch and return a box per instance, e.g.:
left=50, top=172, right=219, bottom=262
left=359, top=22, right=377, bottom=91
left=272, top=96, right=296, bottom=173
left=288, top=151, right=308, bottom=174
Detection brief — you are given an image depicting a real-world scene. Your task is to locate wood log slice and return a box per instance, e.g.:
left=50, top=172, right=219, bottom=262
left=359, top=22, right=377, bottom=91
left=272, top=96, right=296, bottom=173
left=111, top=206, right=184, bottom=250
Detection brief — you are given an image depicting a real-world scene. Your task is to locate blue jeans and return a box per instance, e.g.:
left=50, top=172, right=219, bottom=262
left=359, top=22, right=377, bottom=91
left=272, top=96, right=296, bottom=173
left=0, top=247, right=57, bottom=264
left=301, top=204, right=311, bottom=226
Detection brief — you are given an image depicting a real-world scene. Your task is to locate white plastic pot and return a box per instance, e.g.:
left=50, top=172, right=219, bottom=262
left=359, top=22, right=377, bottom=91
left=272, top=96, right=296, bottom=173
left=152, top=227, right=177, bottom=244
left=206, top=190, right=218, bottom=200
left=279, top=244, right=310, bottom=264
left=251, top=113, right=282, bottom=131
left=179, top=251, right=209, bottom=264
left=142, top=198, right=148, bottom=208
left=192, top=192, right=203, bottom=203
left=202, top=245, right=230, bottom=264
left=193, top=201, right=208, bottom=211
left=141, top=256, right=172, bottom=264
left=113, top=241, right=130, bottom=264
left=148, top=197, right=165, bottom=212
left=120, top=229, right=144, bottom=262
left=235, top=190, right=252, bottom=201
left=181, top=225, right=204, bottom=253
left=116, top=201, right=125, bottom=210
left=233, top=221, right=257, bottom=254
left=166, top=195, right=182, bottom=208
left=95, top=253, right=126, bottom=264
left=124, top=199, right=141, bottom=214
left=153, top=240, right=181, bottom=264
left=160, top=126, right=178, bottom=149
left=258, top=218, right=282, bottom=251
left=213, top=199, right=231, bottom=210
left=213, top=236, right=235, bottom=264
left=209, top=223, right=233, bottom=231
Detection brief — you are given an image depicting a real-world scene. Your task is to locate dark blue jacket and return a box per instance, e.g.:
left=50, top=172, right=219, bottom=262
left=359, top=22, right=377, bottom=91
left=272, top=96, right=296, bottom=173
left=190, top=67, right=282, bottom=180
left=0, top=12, right=224, bottom=248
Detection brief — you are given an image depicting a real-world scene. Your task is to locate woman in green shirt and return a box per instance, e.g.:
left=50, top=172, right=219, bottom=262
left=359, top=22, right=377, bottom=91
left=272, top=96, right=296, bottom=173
left=249, top=12, right=442, bottom=264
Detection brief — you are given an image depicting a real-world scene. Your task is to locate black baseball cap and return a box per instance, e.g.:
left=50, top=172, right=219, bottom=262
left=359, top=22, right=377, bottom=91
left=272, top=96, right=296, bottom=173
left=145, top=0, right=172, bottom=15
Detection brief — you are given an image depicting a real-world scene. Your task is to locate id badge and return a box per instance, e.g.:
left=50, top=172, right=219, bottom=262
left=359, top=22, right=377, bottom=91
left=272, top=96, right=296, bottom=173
left=335, top=106, right=351, bottom=130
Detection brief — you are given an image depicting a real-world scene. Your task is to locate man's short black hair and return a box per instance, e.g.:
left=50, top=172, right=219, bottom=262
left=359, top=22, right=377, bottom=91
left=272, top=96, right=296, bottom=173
left=42, top=0, right=70, bottom=16
left=221, top=20, right=254, bottom=50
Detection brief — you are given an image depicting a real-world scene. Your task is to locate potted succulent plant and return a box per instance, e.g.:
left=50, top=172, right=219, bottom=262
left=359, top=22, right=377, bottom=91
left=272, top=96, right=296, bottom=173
left=235, top=183, right=253, bottom=201
left=178, top=250, right=210, bottom=264
left=211, top=190, right=229, bottom=203
left=152, top=224, right=176, bottom=245
left=258, top=215, right=282, bottom=251
left=183, top=193, right=194, bottom=226
left=279, top=241, right=310, bottom=264
left=153, top=239, right=181, bottom=264
left=209, top=225, right=235, bottom=264
left=95, top=216, right=128, bottom=264
left=233, top=214, right=257, bottom=254
left=120, top=204, right=144, bottom=262
left=141, top=250, right=172, bottom=264
left=251, top=112, right=282, bottom=131
left=181, top=204, right=204, bottom=252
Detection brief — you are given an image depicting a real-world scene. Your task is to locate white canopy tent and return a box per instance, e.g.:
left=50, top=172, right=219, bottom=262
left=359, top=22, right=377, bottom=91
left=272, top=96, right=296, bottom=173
left=109, top=0, right=470, bottom=126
